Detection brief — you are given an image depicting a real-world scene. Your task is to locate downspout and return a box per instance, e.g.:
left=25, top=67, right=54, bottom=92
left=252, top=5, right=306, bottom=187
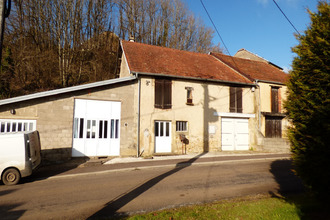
left=255, top=80, right=261, bottom=131
left=137, top=73, right=141, bottom=157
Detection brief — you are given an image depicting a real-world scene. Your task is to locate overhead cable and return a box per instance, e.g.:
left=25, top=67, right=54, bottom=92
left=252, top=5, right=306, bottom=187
left=199, top=0, right=232, bottom=56
left=272, top=0, right=301, bottom=36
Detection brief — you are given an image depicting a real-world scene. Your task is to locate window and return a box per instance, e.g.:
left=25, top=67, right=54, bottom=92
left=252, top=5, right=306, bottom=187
left=155, top=79, right=172, bottom=109
left=176, top=121, right=188, bottom=132
left=185, top=87, right=193, bottom=105
left=0, top=119, right=36, bottom=133
left=229, top=87, right=243, bottom=113
left=155, top=121, right=170, bottom=137
left=271, top=87, right=280, bottom=113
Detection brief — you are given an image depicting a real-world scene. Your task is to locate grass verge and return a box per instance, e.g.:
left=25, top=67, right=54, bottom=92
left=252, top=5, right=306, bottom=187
left=125, top=193, right=329, bottom=220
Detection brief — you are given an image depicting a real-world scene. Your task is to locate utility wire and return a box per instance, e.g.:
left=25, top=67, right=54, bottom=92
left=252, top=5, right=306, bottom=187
left=272, top=0, right=300, bottom=36
left=200, top=0, right=253, bottom=83
left=200, top=0, right=231, bottom=56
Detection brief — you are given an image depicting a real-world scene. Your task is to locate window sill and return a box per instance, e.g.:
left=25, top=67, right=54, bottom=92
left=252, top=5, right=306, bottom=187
left=186, top=103, right=194, bottom=106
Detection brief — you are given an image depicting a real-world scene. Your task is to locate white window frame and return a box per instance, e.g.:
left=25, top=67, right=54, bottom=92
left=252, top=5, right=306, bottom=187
left=0, top=119, right=37, bottom=133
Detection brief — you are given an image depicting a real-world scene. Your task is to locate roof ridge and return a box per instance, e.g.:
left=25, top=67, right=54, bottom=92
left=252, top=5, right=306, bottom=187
left=121, top=40, right=210, bottom=57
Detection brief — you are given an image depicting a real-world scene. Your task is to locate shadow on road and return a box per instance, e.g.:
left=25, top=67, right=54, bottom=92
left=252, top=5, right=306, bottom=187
left=0, top=189, right=26, bottom=219
left=269, top=159, right=330, bottom=219
left=20, top=157, right=89, bottom=184
left=88, top=153, right=206, bottom=219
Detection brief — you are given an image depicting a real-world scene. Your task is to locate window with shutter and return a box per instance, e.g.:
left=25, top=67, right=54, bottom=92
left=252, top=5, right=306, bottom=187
left=229, top=87, right=243, bottom=113
left=155, top=79, right=172, bottom=109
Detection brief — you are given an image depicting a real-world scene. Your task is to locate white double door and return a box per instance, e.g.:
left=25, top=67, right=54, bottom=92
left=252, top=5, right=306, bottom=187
left=72, top=99, right=121, bottom=157
left=221, top=118, right=249, bottom=151
left=155, top=121, right=172, bottom=153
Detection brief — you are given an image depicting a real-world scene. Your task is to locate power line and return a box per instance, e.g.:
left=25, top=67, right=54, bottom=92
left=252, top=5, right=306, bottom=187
left=199, top=0, right=231, bottom=56
left=272, top=0, right=301, bottom=36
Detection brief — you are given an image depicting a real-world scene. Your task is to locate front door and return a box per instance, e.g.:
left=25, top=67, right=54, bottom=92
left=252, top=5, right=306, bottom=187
left=155, top=121, right=171, bottom=153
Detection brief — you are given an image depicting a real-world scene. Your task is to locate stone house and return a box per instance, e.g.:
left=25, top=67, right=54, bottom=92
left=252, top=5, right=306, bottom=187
left=0, top=40, right=289, bottom=162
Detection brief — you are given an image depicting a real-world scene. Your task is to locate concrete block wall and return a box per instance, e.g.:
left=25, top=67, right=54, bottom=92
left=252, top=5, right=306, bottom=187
left=0, top=81, right=138, bottom=162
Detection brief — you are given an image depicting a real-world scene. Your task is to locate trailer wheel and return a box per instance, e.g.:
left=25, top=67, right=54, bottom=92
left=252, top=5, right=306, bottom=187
left=2, top=168, right=20, bottom=185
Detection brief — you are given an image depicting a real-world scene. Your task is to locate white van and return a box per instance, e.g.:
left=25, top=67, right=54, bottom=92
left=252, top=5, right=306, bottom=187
left=0, top=131, right=41, bottom=185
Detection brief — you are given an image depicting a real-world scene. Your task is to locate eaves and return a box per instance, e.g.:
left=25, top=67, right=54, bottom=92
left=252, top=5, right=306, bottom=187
left=0, top=76, right=137, bottom=106
left=131, top=71, right=255, bottom=87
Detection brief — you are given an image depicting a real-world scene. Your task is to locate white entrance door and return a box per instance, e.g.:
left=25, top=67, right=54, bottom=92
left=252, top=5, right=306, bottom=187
left=72, top=99, right=121, bottom=157
left=155, top=121, right=171, bottom=153
left=221, top=118, right=249, bottom=151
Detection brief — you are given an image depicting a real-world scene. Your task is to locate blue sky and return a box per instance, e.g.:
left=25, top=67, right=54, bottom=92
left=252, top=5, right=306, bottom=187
left=186, top=0, right=319, bottom=72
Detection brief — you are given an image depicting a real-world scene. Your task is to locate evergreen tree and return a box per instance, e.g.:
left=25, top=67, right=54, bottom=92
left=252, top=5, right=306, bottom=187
left=285, top=1, right=330, bottom=201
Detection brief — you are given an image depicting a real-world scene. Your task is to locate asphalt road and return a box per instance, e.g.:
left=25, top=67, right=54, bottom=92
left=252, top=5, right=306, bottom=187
left=0, top=154, right=303, bottom=220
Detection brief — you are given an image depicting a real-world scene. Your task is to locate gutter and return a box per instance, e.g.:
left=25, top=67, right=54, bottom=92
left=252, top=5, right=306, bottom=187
left=255, top=79, right=286, bottom=86
left=131, top=71, right=254, bottom=86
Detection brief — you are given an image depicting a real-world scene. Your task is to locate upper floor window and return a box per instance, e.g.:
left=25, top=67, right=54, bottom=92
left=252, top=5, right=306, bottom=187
left=155, top=79, right=172, bottom=109
left=185, top=87, right=193, bottom=105
left=229, top=87, right=242, bottom=113
left=271, top=87, right=280, bottom=113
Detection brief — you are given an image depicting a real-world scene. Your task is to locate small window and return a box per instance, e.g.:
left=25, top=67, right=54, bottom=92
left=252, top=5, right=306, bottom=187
left=185, top=87, right=194, bottom=105
left=176, top=121, right=188, bottom=132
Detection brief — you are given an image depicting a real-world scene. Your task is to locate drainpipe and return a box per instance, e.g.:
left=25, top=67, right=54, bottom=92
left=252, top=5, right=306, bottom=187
left=255, top=80, right=261, bottom=131
left=137, top=73, right=141, bottom=157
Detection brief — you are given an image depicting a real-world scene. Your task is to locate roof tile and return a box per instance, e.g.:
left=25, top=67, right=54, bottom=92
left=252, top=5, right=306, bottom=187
left=211, top=52, right=288, bottom=84
left=122, top=41, right=252, bottom=84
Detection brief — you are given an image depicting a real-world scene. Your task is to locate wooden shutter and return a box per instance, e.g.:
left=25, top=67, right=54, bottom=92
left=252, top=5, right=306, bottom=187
left=163, top=80, right=172, bottom=109
left=271, top=87, right=279, bottom=113
left=236, top=87, right=243, bottom=113
left=155, top=79, right=163, bottom=108
left=230, top=87, right=236, bottom=112
left=155, top=79, right=172, bottom=109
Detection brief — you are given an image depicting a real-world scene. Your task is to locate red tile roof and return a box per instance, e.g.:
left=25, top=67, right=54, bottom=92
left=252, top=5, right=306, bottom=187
left=211, top=52, right=288, bottom=84
left=121, top=40, right=252, bottom=84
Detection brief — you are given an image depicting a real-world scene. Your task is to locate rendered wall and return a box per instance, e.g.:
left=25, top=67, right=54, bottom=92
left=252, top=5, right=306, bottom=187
left=138, top=76, right=257, bottom=155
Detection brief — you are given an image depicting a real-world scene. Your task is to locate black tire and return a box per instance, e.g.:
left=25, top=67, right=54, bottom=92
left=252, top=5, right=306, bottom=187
left=2, top=168, right=20, bottom=185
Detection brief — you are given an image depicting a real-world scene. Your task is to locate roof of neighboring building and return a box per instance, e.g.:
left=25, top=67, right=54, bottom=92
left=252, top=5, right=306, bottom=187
left=210, top=52, right=288, bottom=84
left=121, top=40, right=252, bottom=85
left=0, top=76, right=136, bottom=106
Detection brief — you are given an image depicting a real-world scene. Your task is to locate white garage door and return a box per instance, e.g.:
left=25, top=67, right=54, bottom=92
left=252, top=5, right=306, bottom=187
left=221, top=118, right=249, bottom=151
left=72, top=99, right=121, bottom=157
